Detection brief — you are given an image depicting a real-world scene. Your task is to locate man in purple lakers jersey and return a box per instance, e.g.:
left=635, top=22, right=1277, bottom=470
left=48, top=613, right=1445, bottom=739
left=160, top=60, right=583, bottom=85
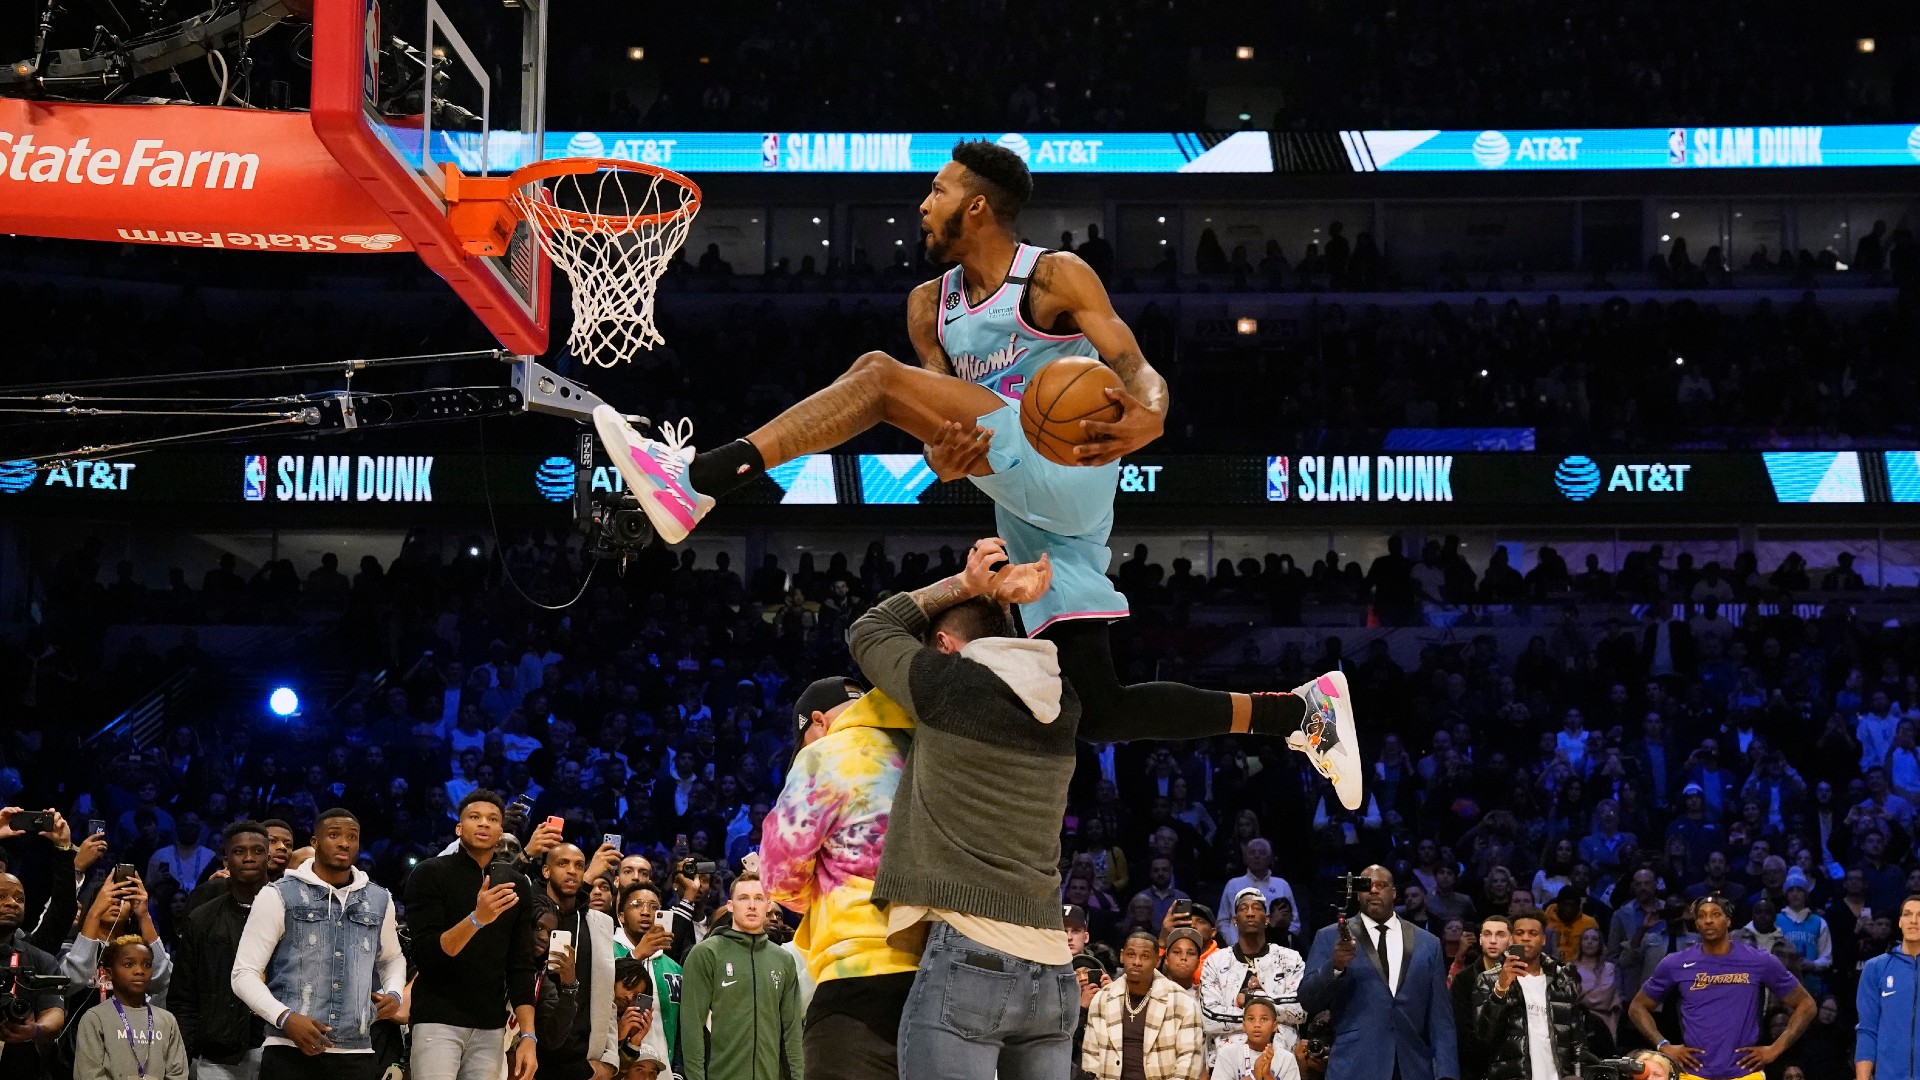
left=1626, top=896, right=1814, bottom=1080
left=594, top=140, right=1364, bottom=809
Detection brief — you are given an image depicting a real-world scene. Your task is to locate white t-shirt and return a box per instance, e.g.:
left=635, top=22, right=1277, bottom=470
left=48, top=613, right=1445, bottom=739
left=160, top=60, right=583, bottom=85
left=1209, top=1040, right=1301, bottom=1080
left=1517, top=973, right=1557, bottom=1080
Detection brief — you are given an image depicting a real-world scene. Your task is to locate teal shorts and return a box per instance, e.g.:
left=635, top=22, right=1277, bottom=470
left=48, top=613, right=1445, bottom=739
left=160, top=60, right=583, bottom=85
left=966, top=401, right=1129, bottom=635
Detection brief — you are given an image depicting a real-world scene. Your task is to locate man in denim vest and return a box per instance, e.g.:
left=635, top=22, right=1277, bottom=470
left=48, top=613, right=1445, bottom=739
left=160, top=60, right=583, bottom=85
left=230, top=808, right=406, bottom=1080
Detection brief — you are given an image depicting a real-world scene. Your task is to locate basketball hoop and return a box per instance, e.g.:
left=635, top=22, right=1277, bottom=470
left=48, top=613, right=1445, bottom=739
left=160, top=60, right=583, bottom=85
left=446, top=157, right=701, bottom=367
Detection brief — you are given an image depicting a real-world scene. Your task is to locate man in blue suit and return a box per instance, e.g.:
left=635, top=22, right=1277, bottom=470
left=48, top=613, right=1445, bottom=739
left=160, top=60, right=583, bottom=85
left=1300, top=864, right=1459, bottom=1080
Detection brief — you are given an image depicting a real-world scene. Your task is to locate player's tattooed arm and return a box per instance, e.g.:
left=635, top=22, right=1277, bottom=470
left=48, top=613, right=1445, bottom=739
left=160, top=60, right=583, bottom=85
left=1033, top=252, right=1170, bottom=464
left=906, top=279, right=955, bottom=375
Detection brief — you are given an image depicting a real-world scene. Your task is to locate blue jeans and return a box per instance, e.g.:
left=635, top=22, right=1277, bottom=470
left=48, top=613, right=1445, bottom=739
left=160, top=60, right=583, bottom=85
left=896, top=923, right=1078, bottom=1080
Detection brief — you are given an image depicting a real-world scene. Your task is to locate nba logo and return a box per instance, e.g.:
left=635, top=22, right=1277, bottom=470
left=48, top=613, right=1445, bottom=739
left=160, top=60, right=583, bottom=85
left=1667, top=128, right=1687, bottom=166
left=760, top=133, right=779, bottom=170
left=361, top=0, right=381, bottom=103
left=1265, top=456, right=1290, bottom=502
left=243, top=455, right=268, bottom=502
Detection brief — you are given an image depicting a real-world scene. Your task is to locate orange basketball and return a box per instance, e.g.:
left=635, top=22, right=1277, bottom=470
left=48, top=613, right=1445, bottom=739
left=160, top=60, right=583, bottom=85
left=1019, top=356, right=1125, bottom=466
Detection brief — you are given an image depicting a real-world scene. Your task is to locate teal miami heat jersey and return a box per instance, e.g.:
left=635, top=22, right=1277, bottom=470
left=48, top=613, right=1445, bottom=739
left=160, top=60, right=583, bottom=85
left=936, top=243, right=1100, bottom=404
left=933, top=243, right=1129, bottom=635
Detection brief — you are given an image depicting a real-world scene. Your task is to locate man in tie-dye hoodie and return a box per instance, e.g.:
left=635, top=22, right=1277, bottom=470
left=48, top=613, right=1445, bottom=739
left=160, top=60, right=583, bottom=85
left=760, top=676, right=921, bottom=1080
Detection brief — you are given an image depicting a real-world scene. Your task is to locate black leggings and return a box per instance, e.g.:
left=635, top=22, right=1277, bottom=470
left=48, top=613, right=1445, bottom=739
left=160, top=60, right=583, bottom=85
left=1039, top=618, right=1242, bottom=742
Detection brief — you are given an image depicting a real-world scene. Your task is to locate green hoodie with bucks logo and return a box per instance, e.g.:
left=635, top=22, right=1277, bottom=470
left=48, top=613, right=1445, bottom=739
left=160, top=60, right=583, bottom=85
left=679, top=925, right=804, bottom=1080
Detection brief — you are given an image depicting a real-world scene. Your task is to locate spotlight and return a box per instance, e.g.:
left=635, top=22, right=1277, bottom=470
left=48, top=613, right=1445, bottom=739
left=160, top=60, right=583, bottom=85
left=1858, top=37, right=1876, bottom=53
left=627, top=46, right=645, bottom=61
left=1236, top=317, right=1259, bottom=336
left=467, top=545, right=482, bottom=557
left=1235, top=45, right=1254, bottom=60
left=268, top=687, right=301, bottom=717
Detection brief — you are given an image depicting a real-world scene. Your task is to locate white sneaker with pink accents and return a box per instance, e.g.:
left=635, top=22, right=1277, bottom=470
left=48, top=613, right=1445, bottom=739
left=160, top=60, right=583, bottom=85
left=592, top=407, right=714, bottom=545
left=1287, top=671, right=1364, bottom=811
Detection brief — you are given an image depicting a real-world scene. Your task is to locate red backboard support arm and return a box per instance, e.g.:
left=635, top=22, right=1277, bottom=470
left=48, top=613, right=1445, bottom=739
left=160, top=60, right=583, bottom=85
left=308, top=0, right=550, bottom=354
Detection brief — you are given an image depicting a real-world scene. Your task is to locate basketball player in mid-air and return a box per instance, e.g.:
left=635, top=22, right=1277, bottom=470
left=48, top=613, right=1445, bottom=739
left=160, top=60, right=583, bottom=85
left=595, top=140, right=1365, bottom=807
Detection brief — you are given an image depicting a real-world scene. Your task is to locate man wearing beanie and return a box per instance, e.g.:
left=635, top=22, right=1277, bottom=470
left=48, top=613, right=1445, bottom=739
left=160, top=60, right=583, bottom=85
left=1775, top=868, right=1832, bottom=997
left=760, top=676, right=919, bottom=1080
left=850, top=538, right=1306, bottom=1078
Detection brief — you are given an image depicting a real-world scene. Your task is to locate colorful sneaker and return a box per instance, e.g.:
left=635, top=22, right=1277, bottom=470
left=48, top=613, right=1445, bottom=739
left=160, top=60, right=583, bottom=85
left=1286, top=671, right=1364, bottom=810
left=592, top=407, right=714, bottom=545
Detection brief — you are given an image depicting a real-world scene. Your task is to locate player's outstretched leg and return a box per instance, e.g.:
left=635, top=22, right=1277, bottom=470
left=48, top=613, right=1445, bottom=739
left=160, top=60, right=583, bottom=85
left=1042, top=621, right=1366, bottom=809
left=595, top=351, right=1001, bottom=544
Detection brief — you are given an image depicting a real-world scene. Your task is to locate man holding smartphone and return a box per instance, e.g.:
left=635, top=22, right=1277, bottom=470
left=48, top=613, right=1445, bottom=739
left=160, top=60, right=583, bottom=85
left=530, top=843, right=632, bottom=1080
left=405, top=791, right=541, bottom=1080
left=613, top=882, right=681, bottom=1070
left=1472, top=909, right=1585, bottom=1080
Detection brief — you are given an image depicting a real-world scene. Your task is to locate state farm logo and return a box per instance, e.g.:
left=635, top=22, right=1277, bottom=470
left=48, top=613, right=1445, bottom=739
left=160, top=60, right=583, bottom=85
left=0, top=133, right=258, bottom=189
left=112, top=228, right=409, bottom=252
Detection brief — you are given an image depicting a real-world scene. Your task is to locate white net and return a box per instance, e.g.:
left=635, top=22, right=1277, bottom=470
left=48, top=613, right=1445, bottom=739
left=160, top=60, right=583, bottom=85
left=509, top=163, right=699, bottom=368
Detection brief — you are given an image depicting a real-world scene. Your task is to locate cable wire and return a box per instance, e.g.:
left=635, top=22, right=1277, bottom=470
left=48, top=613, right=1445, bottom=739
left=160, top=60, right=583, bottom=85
left=0, top=349, right=507, bottom=396
left=477, top=419, right=599, bottom=611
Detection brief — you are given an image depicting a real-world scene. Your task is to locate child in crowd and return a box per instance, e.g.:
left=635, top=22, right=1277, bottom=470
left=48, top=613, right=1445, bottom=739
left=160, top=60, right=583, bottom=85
left=1210, top=996, right=1298, bottom=1080
left=72, top=935, right=189, bottom=1080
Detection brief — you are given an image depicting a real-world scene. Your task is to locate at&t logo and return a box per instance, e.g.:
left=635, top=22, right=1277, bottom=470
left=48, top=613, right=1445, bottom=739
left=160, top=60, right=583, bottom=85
left=1471, top=130, right=1511, bottom=169
left=1554, top=456, right=1602, bottom=501
left=535, top=456, right=576, bottom=502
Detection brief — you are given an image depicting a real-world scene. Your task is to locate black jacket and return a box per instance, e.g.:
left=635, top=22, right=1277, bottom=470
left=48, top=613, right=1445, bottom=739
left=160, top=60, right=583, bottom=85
left=1471, top=956, right=1588, bottom=1080
left=171, top=888, right=266, bottom=1061
left=1450, top=959, right=1499, bottom=1080
left=402, top=851, right=539, bottom=1030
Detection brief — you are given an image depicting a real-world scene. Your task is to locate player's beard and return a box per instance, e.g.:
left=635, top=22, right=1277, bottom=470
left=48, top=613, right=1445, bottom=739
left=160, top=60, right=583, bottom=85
left=924, top=204, right=965, bottom=264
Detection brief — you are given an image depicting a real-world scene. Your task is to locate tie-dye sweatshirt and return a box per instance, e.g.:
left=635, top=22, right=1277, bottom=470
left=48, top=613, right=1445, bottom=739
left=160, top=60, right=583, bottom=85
left=759, top=689, right=921, bottom=986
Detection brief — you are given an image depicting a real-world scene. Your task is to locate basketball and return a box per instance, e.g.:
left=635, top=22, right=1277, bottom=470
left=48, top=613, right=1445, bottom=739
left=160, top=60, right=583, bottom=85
left=1020, top=357, right=1124, bottom=466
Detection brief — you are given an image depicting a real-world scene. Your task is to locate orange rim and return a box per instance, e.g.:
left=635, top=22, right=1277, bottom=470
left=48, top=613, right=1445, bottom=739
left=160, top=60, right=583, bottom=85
left=506, top=157, right=703, bottom=233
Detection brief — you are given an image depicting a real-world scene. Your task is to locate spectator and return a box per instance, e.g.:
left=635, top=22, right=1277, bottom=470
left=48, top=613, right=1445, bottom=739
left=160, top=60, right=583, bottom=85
left=65, top=871, right=175, bottom=1007
left=610, top=958, right=671, bottom=1080
left=1299, top=865, right=1457, bottom=1080
left=1542, top=887, right=1598, bottom=962
left=1626, top=896, right=1816, bottom=1078
left=171, top=822, right=271, bottom=1080
left=0, top=870, right=68, bottom=1075
left=1080, top=930, right=1206, bottom=1080
left=530, top=842, right=628, bottom=1080
left=1472, top=907, right=1586, bottom=1080
left=1218, top=841, right=1299, bottom=943
left=610, top=883, right=679, bottom=1063
left=1206, top=997, right=1296, bottom=1080
left=760, top=678, right=918, bottom=1080
left=1570, top=927, right=1621, bottom=1044
left=70, top=935, right=188, bottom=1080
left=1199, top=889, right=1307, bottom=1058
left=1450, top=914, right=1510, bottom=1080
left=1776, top=870, right=1832, bottom=996
left=1856, top=894, right=1920, bottom=1080
left=229, top=809, right=405, bottom=1080
left=146, top=812, right=216, bottom=897
left=403, top=792, right=540, bottom=1080
left=678, top=873, right=801, bottom=1080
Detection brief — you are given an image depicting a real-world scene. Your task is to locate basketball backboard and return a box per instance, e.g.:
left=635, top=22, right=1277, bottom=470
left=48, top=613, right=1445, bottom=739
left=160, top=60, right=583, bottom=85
left=310, top=0, right=551, bottom=354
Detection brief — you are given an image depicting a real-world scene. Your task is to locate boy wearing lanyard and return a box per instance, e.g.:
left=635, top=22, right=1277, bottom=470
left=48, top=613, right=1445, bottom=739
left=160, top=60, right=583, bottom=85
left=72, top=935, right=189, bottom=1080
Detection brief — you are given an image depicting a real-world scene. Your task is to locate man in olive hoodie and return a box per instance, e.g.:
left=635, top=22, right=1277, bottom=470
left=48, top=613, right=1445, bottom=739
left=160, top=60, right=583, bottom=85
left=679, top=872, right=802, bottom=1080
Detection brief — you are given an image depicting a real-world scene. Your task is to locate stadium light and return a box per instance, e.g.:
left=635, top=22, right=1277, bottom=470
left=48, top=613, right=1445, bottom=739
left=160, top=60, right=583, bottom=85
left=1235, top=46, right=1254, bottom=60
left=1858, top=38, right=1876, bottom=53
left=1236, top=318, right=1259, bottom=336
left=627, top=46, right=646, bottom=61
left=267, top=687, right=301, bottom=717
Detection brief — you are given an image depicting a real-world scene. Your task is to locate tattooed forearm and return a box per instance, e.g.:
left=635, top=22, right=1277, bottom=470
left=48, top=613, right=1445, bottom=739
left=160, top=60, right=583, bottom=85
left=1108, top=350, right=1170, bottom=413
left=909, top=573, right=977, bottom=618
